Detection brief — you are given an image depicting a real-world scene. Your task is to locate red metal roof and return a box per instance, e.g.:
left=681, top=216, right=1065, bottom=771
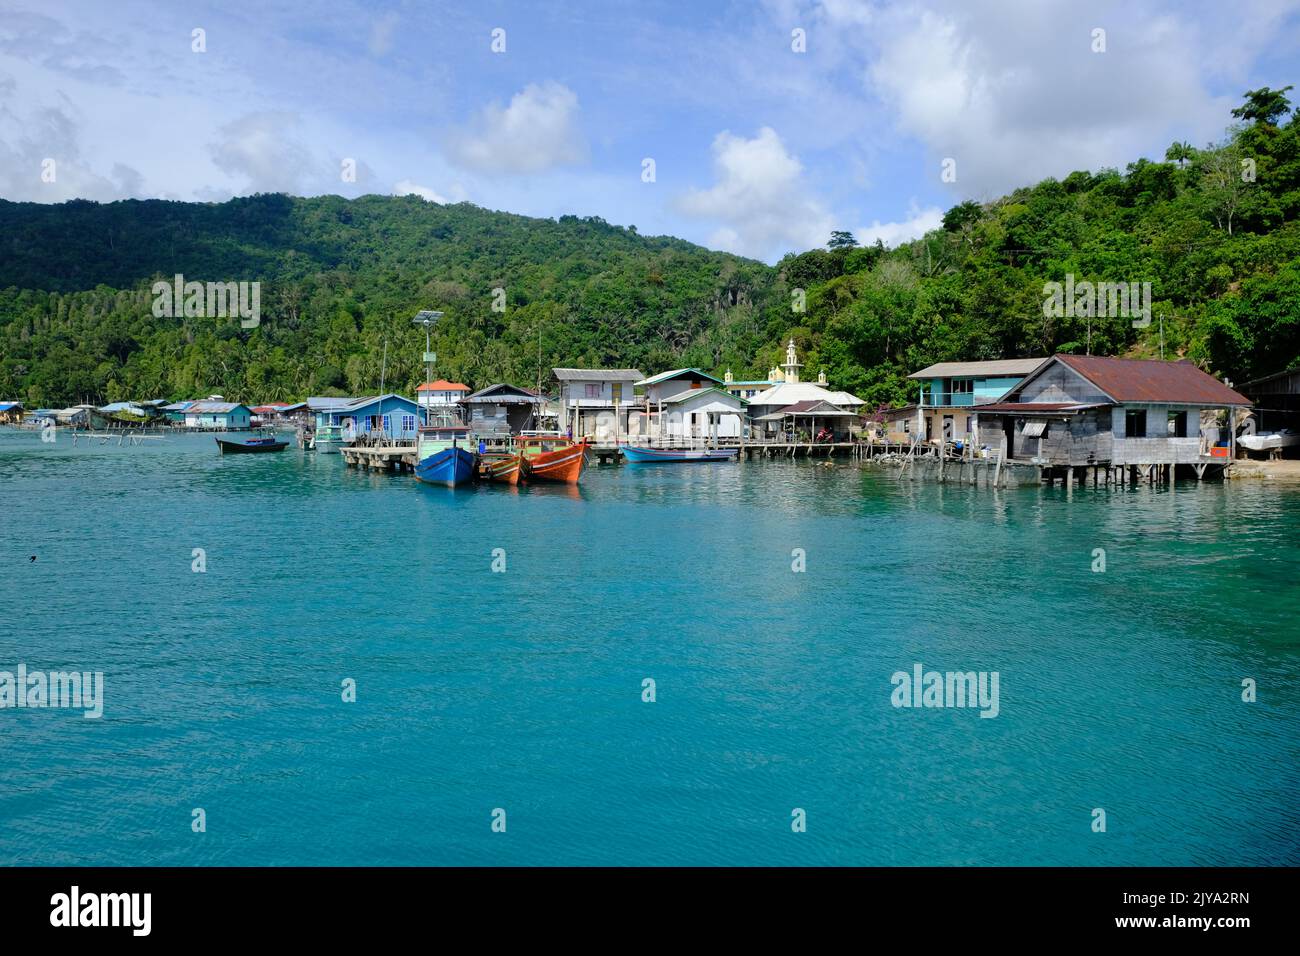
left=1054, top=354, right=1251, bottom=406
left=417, top=380, right=470, bottom=392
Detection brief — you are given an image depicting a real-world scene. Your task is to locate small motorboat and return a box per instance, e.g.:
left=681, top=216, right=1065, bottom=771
left=622, top=444, right=738, bottom=464
left=216, top=436, right=289, bottom=454
left=414, top=424, right=477, bottom=487
left=519, top=435, right=587, bottom=483
left=1238, top=428, right=1300, bottom=453
left=478, top=450, right=522, bottom=485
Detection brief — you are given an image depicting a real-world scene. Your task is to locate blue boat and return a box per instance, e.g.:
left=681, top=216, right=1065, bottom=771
left=414, top=425, right=477, bottom=487
left=622, top=445, right=738, bottom=464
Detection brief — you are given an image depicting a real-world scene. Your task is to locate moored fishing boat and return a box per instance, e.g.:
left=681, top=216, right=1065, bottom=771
left=519, top=434, right=587, bottom=483
left=216, top=436, right=289, bottom=454
left=622, top=444, right=738, bottom=463
left=478, top=449, right=522, bottom=485
left=414, top=424, right=477, bottom=487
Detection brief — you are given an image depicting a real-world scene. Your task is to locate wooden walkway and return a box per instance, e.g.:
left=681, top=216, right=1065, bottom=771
left=341, top=445, right=418, bottom=473
left=588, top=440, right=916, bottom=464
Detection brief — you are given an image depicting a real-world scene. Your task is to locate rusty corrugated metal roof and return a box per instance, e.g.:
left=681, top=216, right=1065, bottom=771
left=1055, top=355, right=1251, bottom=406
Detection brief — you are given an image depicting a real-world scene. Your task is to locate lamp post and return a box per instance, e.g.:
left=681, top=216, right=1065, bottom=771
left=412, top=310, right=444, bottom=424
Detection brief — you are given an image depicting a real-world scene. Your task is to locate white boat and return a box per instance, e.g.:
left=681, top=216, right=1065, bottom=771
left=1238, top=428, right=1300, bottom=452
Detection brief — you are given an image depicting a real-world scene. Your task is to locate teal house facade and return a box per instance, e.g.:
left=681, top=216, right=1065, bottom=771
left=906, top=358, right=1047, bottom=442
left=310, top=394, right=424, bottom=440
left=183, top=401, right=252, bottom=430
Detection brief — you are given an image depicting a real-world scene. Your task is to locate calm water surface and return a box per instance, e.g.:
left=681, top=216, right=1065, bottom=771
left=1, top=429, right=1297, bottom=866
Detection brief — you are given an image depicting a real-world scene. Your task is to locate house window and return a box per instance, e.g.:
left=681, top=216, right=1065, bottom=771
left=402, top=415, right=415, bottom=433
left=1125, top=409, right=1147, bottom=438
left=952, top=379, right=973, bottom=394
left=1167, top=411, right=1187, bottom=438
left=585, top=384, right=601, bottom=399
left=382, top=414, right=392, bottom=434
left=611, top=382, right=622, bottom=403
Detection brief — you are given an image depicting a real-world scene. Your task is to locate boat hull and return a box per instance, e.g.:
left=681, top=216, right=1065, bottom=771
left=522, top=442, right=587, bottom=483
left=1239, top=431, right=1299, bottom=452
left=216, top=438, right=288, bottom=454
left=415, top=447, right=477, bottom=487
left=479, top=452, right=522, bottom=485
left=622, top=445, right=738, bottom=463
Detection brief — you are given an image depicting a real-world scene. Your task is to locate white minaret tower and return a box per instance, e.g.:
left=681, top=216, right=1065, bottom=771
left=783, top=338, right=802, bottom=384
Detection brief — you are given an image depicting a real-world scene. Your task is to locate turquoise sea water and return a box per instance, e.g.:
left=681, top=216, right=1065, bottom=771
left=0, top=429, right=1297, bottom=866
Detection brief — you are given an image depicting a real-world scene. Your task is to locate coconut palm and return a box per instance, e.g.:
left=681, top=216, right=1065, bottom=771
left=1164, top=141, right=1196, bottom=167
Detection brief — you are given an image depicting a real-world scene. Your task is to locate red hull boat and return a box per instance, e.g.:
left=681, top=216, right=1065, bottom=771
left=478, top=451, right=522, bottom=485
left=520, top=436, right=587, bottom=484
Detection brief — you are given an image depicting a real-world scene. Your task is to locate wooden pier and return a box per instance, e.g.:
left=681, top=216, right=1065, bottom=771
left=341, top=444, right=418, bottom=473
left=885, top=437, right=1235, bottom=490
left=588, top=439, right=910, bottom=464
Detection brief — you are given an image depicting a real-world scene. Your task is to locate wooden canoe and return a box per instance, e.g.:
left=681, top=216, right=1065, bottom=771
left=216, top=437, right=288, bottom=454
left=622, top=445, right=738, bottom=463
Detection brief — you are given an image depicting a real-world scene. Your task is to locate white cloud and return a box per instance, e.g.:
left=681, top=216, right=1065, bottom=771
left=444, top=82, right=587, bottom=174
left=393, top=179, right=448, bottom=203
left=849, top=0, right=1256, bottom=197
left=677, top=127, right=835, bottom=261
left=209, top=112, right=322, bottom=196
left=855, top=202, right=944, bottom=248
left=0, top=96, right=141, bottom=201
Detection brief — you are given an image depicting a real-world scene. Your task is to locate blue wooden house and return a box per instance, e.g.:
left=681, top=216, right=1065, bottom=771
left=184, top=401, right=253, bottom=430
left=162, top=401, right=195, bottom=423
left=310, top=394, right=424, bottom=440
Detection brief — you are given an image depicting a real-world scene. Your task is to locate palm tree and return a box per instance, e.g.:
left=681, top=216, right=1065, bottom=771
left=1164, top=141, right=1196, bottom=167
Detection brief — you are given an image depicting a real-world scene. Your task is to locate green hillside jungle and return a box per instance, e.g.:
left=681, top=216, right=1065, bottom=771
left=2, top=87, right=1298, bottom=412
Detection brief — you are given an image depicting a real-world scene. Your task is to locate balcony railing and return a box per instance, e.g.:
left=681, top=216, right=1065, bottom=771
left=920, top=391, right=1003, bottom=408
left=563, top=397, right=627, bottom=408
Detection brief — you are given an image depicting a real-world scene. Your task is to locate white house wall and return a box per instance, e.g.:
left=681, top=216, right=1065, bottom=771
left=659, top=395, right=744, bottom=438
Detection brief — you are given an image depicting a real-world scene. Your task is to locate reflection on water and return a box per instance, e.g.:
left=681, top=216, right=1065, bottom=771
left=0, top=429, right=1297, bottom=866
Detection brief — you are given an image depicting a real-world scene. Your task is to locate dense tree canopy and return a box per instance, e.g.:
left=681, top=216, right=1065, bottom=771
left=2, top=91, right=1297, bottom=410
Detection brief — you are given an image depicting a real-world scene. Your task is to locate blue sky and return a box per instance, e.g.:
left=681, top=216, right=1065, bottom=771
left=2, top=0, right=1299, bottom=261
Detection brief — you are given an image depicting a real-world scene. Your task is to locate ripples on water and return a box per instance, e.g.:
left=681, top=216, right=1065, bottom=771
left=0, top=430, right=1297, bottom=866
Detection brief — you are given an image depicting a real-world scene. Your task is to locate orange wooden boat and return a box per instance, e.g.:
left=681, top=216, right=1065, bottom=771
left=478, top=450, right=521, bottom=485
left=519, top=435, right=587, bottom=484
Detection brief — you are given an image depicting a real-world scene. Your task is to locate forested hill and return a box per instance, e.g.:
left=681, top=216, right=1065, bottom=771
left=2, top=87, right=1298, bottom=409
left=0, top=195, right=776, bottom=405
left=773, top=86, right=1300, bottom=407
